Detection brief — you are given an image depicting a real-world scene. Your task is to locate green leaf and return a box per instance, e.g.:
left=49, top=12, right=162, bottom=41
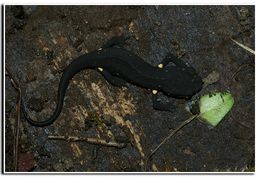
left=199, top=92, right=234, bottom=127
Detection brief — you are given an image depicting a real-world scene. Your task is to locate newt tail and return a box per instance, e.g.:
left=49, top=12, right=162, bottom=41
left=22, top=54, right=98, bottom=127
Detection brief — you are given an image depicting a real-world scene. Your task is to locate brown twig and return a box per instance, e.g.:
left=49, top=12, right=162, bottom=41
left=231, top=38, right=255, bottom=55
left=48, top=135, right=126, bottom=149
left=5, top=66, right=22, bottom=172
left=231, top=63, right=254, bottom=80
left=148, top=114, right=198, bottom=159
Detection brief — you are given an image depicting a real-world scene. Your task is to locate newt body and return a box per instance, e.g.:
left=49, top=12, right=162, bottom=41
left=23, top=36, right=203, bottom=127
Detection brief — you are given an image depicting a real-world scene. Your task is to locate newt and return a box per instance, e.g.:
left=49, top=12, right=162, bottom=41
left=22, top=36, right=203, bottom=127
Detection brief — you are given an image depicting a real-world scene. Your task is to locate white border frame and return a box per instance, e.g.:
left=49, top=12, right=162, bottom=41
left=1, top=1, right=256, bottom=176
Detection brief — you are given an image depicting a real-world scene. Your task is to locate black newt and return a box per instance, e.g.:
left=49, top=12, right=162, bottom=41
left=22, top=36, right=203, bottom=127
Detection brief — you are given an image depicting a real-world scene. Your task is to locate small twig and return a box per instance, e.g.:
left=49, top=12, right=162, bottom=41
left=48, top=135, right=126, bottom=149
left=5, top=66, right=22, bottom=172
left=149, top=114, right=199, bottom=159
left=231, top=38, right=255, bottom=55
left=231, top=63, right=254, bottom=80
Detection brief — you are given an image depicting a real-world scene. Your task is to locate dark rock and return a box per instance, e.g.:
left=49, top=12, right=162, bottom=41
left=18, top=153, right=35, bottom=172
left=5, top=6, right=255, bottom=172
left=12, top=19, right=26, bottom=30
left=11, top=6, right=25, bottom=19
left=27, top=97, right=44, bottom=112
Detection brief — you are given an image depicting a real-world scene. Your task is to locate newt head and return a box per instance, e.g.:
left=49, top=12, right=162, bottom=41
left=161, top=66, right=203, bottom=98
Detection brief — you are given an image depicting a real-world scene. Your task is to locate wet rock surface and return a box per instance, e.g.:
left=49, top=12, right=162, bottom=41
left=5, top=6, right=254, bottom=172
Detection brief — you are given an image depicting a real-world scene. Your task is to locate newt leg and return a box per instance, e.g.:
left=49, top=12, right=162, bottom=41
left=168, top=54, right=197, bottom=73
left=158, top=53, right=190, bottom=69
left=157, top=55, right=172, bottom=68
left=102, top=36, right=129, bottom=48
left=152, top=92, right=176, bottom=112
left=98, top=69, right=127, bottom=87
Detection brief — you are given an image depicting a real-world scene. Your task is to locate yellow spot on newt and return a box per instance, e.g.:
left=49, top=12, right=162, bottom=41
left=158, top=64, right=163, bottom=68
left=152, top=90, right=158, bottom=94
left=98, top=67, right=103, bottom=72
